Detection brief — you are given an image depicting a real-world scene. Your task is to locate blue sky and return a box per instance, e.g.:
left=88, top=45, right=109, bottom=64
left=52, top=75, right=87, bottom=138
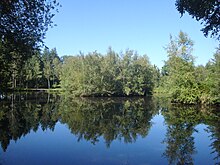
left=44, top=0, right=219, bottom=68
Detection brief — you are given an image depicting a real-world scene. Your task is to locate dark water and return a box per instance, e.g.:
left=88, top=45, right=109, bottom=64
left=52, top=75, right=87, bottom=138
left=0, top=93, right=219, bottom=165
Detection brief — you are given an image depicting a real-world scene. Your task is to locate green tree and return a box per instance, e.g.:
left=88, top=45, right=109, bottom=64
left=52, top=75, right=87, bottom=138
left=158, top=31, right=199, bottom=104
left=176, top=0, right=220, bottom=40
left=42, top=48, right=52, bottom=88
left=119, top=51, right=154, bottom=96
left=23, top=52, right=42, bottom=88
left=52, top=57, right=62, bottom=87
left=0, top=0, right=59, bottom=91
left=42, top=47, right=60, bottom=88
left=60, top=48, right=155, bottom=96
left=101, top=48, right=122, bottom=95
left=60, top=55, right=84, bottom=95
left=203, top=47, right=220, bottom=104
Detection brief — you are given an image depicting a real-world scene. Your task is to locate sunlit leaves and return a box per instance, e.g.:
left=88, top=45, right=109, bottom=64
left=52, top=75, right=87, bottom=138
left=60, top=48, right=157, bottom=96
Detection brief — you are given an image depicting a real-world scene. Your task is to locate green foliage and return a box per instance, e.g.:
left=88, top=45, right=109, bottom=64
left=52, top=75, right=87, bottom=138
left=60, top=48, right=156, bottom=96
left=202, top=47, right=220, bottom=104
left=20, top=47, right=61, bottom=89
left=176, top=0, right=220, bottom=40
left=0, top=0, right=59, bottom=49
left=0, top=0, right=59, bottom=91
left=23, top=52, right=42, bottom=88
left=42, top=48, right=61, bottom=88
left=157, top=32, right=220, bottom=105
left=158, top=31, right=199, bottom=104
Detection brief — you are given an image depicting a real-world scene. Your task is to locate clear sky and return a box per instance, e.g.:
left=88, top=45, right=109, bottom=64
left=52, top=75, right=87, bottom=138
left=44, top=0, right=219, bottom=68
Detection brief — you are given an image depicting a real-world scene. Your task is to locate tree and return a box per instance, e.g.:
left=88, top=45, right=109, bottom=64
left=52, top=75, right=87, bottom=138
left=100, top=47, right=122, bottom=95
left=42, top=47, right=60, bottom=88
left=23, top=52, right=42, bottom=88
left=158, top=31, right=199, bottom=104
left=50, top=48, right=61, bottom=87
left=176, top=0, right=220, bottom=40
left=0, top=0, right=59, bottom=91
left=203, top=47, right=220, bottom=104
left=0, top=0, right=59, bottom=50
left=60, top=48, right=155, bottom=96
left=42, top=48, right=52, bottom=88
left=157, top=32, right=220, bottom=105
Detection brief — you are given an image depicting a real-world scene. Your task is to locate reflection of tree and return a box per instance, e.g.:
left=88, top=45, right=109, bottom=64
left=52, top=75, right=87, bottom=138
left=162, top=106, right=202, bottom=165
left=163, top=123, right=195, bottom=165
left=206, top=108, right=220, bottom=164
left=0, top=93, right=59, bottom=151
left=59, top=97, right=159, bottom=147
left=0, top=95, right=159, bottom=151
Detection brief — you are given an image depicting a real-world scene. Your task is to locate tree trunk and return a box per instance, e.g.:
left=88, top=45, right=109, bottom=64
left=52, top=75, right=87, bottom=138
left=47, top=78, right=50, bottom=89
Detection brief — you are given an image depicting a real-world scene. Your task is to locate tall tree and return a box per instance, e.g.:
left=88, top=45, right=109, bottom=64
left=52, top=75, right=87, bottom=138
left=158, top=31, right=199, bottom=104
left=23, top=52, right=42, bottom=88
left=204, top=47, right=220, bottom=104
left=176, top=0, right=220, bottom=40
left=42, top=47, right=60, bottom=88
left=0, top=0, right=59, bottom=91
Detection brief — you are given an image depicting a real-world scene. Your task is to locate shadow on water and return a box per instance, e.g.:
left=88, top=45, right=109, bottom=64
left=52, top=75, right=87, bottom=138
left=0, top=93, right=219, bottom=164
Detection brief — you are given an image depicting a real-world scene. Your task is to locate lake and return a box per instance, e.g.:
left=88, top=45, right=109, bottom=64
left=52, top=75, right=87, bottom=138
left=0, top=93, right=219, bottom=165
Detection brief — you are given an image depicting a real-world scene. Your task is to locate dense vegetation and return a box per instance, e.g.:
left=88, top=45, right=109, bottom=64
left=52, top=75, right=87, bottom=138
left=0, top=30, right=219, bottom=105
left=23, top=47, right=61, bottom=89
left=60, top=48, right=159, bottom=96
left=157, top=31, right=220, bottom=104
left=0, top=0, right=59, bottom=91
left=0, top=1, right=219, bottom=105
left=0, top=47, right=62, bottom=89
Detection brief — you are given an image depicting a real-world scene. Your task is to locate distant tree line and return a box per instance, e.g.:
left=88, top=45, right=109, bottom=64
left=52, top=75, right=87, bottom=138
left=0, top=31, right=219, bottom=105
left=0, top=47, right=62, bottom=89
left=0, top=0, right=219, bottom=105
left=59, top=31, right=219, bottom=105
left=60, top=48, right=160, bottom=96
left=24, top=48, right=62, bottom=89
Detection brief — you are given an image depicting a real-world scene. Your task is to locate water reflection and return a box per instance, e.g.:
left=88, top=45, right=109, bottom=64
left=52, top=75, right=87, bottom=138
left=0, top=93, right=219, bottom=164
left=0, top=92, right=59, bottom=151
left=59, top=97, right=159, bottom=147
left=206, top=108, right=220, bottom=164
left=161, top=105, right=220, bottom=165
left=0, top=93, right=159, bottom=151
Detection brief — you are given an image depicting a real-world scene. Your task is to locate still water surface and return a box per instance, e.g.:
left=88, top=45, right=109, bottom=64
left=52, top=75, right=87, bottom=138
left=0, top=93, right=219, bottom=165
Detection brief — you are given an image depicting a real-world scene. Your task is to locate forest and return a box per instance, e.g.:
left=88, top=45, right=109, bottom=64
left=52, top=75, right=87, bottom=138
left=0, top=0, right=219, bottom=105
left=0, top=31, right=220, bottom=105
